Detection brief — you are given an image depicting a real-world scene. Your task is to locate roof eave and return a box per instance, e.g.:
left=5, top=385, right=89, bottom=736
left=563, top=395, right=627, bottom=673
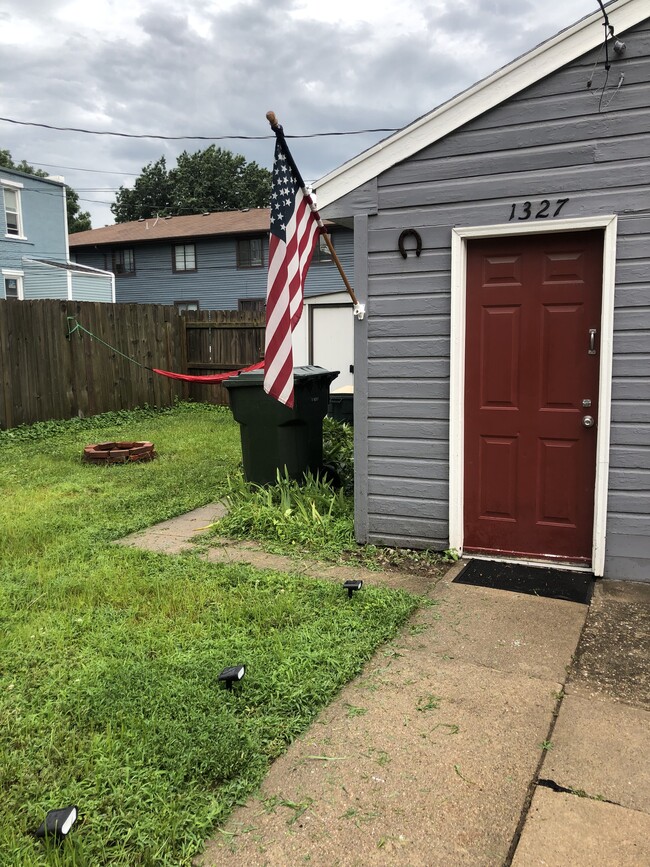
left=315, top=0, right=643, bottom=209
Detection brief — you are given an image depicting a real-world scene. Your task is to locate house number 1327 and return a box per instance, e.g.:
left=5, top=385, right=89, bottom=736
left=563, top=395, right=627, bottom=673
left=508, top=198, right=569, bottom=221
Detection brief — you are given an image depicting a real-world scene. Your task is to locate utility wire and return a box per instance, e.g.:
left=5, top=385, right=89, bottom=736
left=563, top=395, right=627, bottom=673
left=0, top=116, right=398, bottom=141
left=23, top=160, right=141, bottom=177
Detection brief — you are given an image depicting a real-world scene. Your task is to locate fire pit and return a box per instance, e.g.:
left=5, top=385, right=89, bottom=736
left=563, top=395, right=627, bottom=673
left=82, top=441, right=157, bottom=464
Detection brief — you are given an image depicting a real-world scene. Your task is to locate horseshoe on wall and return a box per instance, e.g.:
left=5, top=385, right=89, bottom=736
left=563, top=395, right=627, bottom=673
left=398, top=229, right=422, bottom=259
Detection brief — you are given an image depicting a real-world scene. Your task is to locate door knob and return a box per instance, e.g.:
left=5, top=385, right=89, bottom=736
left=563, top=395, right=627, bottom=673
left=582, top=415, right=595, bottom=428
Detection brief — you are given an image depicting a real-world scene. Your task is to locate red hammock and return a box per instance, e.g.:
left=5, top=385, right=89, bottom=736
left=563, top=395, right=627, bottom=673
left=152, top=360, right=264, bottom=383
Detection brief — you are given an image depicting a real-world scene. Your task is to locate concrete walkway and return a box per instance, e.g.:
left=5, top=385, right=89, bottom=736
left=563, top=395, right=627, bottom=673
left=117, top=506, right=650, bottom=866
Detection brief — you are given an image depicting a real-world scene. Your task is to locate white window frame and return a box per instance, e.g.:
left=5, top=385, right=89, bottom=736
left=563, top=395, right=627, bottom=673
left=2, top=268, right=25, bottom=300
left=173, top=243, right=197, bottom=272
left=449, top=215, right=618, bottom=577
left=2, top=178, right=26, bottom=240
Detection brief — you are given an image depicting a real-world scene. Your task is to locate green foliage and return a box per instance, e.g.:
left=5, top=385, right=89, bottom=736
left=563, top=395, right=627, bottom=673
left=0, top=149, right=92, bottom=233
left=65, top=187, right=92, bottom=234
left=0, top=404, right=178, bottom=445
left=216, top=469, right=355, bottom=560
left=0, top=149, right=48, bottom=176
left=322, top=417, right=354, bottom=493
left=0, top=404, right=418, bottom=865
left=111, top=147, right=272, bottom=222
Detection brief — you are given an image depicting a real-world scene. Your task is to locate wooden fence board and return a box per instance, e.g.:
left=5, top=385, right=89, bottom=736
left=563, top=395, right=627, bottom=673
left=183, top=309, right=265, bottom=406
left=0, top=300, right=265, bottom=428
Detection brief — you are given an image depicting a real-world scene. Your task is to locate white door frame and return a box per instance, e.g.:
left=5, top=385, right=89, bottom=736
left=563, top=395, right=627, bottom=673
left=449, top=215, right=618, bottom=576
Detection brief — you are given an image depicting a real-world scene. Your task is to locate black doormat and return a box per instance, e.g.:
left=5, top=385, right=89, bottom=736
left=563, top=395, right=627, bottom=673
left=453, top=559, right=593, bottom=604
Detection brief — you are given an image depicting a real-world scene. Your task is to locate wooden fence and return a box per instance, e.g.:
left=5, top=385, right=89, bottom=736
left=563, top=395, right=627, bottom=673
left=184, top=309, right=265, bottom=406
left=0, top=300, right=265, bottom=429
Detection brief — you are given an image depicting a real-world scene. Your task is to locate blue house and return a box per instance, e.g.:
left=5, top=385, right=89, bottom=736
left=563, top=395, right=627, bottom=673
left=69, top=209, right=353, bottom=311
left=1, top=168, right=114, bottom=302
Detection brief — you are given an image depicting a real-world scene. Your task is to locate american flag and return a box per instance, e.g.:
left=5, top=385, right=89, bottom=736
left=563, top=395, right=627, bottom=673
left=264, top=138, right=321, bottom=407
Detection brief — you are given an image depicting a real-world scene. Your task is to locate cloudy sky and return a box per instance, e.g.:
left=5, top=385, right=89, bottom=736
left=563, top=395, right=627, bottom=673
left=1, top=0, right=602, bottom=227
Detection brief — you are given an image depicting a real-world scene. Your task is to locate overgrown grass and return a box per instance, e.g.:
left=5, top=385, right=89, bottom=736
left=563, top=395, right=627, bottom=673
left=215, top=469, right=356, bottom=561
left=0, top=404, right=419, bottom=865
left=212, top=450, right=452, bottom=575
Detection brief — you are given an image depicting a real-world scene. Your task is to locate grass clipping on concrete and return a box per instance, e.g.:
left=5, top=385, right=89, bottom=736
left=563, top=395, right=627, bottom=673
left=0, top=404, right=418, bottom=866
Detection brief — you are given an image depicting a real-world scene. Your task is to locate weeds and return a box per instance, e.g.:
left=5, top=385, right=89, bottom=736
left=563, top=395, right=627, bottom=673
left=211, top=465, right=449, bottom=578
left=213, top=469, right=355, bottom=561
left=322, top=417, right=354, bottom=493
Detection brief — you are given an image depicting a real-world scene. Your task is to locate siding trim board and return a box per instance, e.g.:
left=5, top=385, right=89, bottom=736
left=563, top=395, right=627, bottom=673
left=449, top=215, right=618, bottom=577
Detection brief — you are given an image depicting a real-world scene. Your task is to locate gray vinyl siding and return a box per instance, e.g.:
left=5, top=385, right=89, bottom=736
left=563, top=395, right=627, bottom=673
left=342, top=19, right=650, bottom=579
left=70, top=272, right=113, bottom=302
left=72, top=229, right=353, bottom=310
left=23, top=262, right=68, bottom=300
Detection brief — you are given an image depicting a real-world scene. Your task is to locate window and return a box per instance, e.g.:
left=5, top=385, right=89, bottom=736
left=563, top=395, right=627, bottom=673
left=112, top=248, right=135, bottom=276
left=2, top=184, right=23, bottom=238
left=2, top=271, right=24, bottom=300
left=174, top=301, right=199, bottom=314
left=237, top=237, right=263, bottom=268
left=238, top=298, right=266, bottom=312
left=173, top=243, right=197, bottom=272
left=312, top=233, right=333, bottom=264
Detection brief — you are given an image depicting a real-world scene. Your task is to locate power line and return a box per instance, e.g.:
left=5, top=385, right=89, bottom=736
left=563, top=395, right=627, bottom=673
left=0, top=116, right=398, bottom=141
left=18, top=160, right=141, bottom=177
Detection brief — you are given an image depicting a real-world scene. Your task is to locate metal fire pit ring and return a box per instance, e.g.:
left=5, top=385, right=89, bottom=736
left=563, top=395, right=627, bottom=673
left=82, top=441, right=157, bottom=464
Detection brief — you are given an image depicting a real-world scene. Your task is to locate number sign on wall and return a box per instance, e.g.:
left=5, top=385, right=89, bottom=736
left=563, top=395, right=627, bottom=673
left=508, top=199, right=570, bottom=221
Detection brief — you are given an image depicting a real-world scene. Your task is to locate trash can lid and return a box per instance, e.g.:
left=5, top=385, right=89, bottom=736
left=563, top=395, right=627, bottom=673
left=224, top=365, right=340, bottom=388
left=293, top=366, right=340, bottom=381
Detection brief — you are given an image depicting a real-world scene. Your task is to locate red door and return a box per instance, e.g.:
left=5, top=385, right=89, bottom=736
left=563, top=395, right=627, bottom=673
left=464, top=231, right=603, bottom=564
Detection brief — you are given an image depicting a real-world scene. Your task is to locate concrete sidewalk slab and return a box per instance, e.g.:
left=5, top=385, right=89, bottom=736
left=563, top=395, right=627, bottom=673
left=511, top=578, right=650, bottom=865
left=511, top=787, right=650, bottom=867
left=199, top=658, right=558, bottom=866
left=197, top=573, right=587, bottom=867
left=422, top=575, right=586, bottom=682
left=541, top=693, right=650, bottom=812
left=114, top=503, right=226, bottom=555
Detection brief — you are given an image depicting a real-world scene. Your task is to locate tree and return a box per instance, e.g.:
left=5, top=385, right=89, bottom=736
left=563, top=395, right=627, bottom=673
left=0, top=149, right=92, bottom=233
left=111, top=146, right=272, bottom=223
left=110, top=157, right=175, bottom=223
left=65, top=187, right=92, bottom=234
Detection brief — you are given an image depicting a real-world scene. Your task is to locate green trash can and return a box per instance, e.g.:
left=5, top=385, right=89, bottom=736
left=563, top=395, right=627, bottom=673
left=224, top=366, right=339, bottom=485
left=328, top=386, right=354, bottom=426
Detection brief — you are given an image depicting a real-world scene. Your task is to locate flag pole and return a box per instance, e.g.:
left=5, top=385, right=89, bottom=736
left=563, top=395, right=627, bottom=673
left=266, top=111, right=364, bottom=317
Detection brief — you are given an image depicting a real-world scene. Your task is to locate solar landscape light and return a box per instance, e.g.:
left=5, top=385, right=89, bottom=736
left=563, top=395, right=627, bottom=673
left=34, top=805, right=78, bottom=843
left=218, top=665, right=245, bottom=690
left=343, top=579, right=363, bottom=599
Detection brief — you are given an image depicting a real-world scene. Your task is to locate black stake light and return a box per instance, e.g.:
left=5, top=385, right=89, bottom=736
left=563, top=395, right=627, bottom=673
left=34, top=806, right=78, bottom=843
left=343, top=579, right=363, bottom=599
left=218, top=665, right=245, bottom=690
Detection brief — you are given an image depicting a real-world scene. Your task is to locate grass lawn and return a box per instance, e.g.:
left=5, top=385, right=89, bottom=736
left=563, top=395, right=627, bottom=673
left=0, top=404, right=419, bottom=866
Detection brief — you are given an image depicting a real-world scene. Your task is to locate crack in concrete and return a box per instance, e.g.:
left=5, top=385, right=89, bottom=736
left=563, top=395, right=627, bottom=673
left=536, top=778, right=617, bottom=806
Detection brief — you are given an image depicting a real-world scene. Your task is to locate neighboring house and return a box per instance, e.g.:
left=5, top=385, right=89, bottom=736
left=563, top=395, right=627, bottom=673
left=316, top=0, right=649, bottom=581
left=1, top=168, right=114, bottom=302
left=69, top=209, right=354, bottom=312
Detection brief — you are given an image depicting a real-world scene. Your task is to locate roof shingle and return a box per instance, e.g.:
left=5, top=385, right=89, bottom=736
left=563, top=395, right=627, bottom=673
left=69, top=209, right=272, bottom=247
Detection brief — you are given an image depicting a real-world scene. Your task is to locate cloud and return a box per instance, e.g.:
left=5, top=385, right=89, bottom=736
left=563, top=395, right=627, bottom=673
left=0, top=0, right=599, bottom=227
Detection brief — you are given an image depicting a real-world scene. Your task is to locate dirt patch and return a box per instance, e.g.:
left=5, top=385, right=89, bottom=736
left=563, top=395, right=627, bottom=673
left=568, top=579, right=650, bottom=709
left=322, top=545, right=452, bottom=579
